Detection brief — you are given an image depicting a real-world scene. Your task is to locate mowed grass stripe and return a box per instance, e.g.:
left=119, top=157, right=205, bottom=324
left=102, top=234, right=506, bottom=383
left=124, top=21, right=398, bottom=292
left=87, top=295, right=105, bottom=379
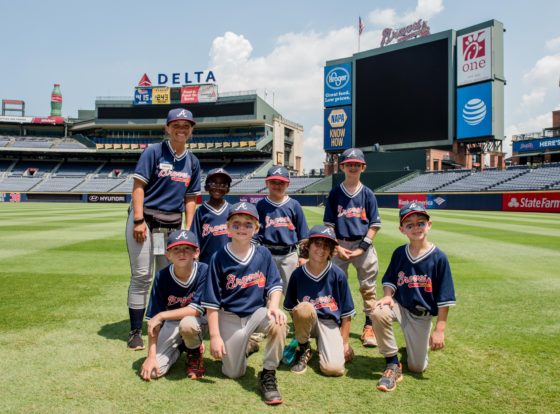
left=431, top=209, right=560, bottom=226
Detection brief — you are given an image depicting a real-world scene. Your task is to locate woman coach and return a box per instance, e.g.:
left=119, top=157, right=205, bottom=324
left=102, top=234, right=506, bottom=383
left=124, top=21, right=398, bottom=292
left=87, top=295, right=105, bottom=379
left=126, top=108, right=201, bottom=350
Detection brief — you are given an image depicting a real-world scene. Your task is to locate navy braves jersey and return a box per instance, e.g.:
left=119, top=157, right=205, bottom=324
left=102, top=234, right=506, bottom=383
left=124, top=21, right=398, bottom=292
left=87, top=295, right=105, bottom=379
left=256, top=196, right=309, bottom=246
left=192, top=201, right=232, bottom=265
left=284, top=262, right=356, bottom=326
left=382, top=244, right=456, bottom=316
left=146, top=261, right=208, bottom=319
left=202, top=244, right=283, bottom=317
left=323, top=183, right=381, bottom=239
left=133, top=141, right=201, bottom=212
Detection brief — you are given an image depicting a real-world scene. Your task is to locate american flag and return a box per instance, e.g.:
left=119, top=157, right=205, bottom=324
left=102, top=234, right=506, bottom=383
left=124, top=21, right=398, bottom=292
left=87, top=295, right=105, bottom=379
left=358, top=17, right=365, bottom=36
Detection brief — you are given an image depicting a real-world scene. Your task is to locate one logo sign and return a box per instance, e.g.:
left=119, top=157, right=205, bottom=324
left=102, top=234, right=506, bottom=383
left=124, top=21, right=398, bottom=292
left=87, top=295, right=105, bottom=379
left=324, top=106, right=352, bottom=151
left=462, top=99, right=487, bottom=126
left=457, top=82, right=492, bottom=139
left=457, top=27, right=492, bottom=86
left=324, top=63, right=352, bottom=107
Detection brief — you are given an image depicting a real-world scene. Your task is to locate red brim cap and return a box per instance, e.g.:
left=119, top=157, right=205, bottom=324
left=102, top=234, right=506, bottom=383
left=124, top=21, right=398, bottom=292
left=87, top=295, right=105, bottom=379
left=265, top=175, right=290, bottom=182
left=340, top=158, right=366, bottom=164
left=167, top=241, right=199, bottom=250
left=400, top=211, right=430, bottom=224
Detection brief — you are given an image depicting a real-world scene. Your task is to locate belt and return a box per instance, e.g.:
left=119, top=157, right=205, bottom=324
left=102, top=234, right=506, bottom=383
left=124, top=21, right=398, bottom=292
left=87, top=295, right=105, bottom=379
left=264, top=244, right=297, bottom=255
left=408, top=307, right=431, bottom=317
left=339, top=236, right=362, bottom=242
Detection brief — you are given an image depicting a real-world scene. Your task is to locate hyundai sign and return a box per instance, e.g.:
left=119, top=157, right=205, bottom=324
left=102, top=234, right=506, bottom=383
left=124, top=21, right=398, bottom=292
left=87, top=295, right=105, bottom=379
left=324, top=63, right=352, bottom=107
left=457, top=82, right=492, bottom=139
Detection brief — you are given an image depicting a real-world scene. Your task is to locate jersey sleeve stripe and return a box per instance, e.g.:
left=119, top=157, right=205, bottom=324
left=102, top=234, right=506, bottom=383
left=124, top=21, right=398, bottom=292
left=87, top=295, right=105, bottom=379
left=382, top=282, right=397, bottom=291
left=283, top=305, right=293, bottom=312
left=267, top=286, right=283, bottom=297
left=185, top=191, right=201, bottom=196
left=133, top=173, right=149, bottom=184
left=341, top=310, right=356, bottom=318
left=437, top=301, right=456, bottom=307
left=188, top=303, right=205, bottom=314
left=201, top=301, right=220, bottom=310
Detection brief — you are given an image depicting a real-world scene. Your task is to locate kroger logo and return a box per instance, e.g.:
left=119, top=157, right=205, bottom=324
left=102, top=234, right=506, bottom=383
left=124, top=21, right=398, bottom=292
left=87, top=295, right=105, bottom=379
left=462, top=98, right=487, bottom=126
left=326, top=67, right=350, bottom=90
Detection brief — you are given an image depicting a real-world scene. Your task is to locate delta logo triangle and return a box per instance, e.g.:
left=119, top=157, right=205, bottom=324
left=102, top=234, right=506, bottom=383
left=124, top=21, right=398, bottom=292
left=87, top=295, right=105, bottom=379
left=138, top=73, right=152, bottom=87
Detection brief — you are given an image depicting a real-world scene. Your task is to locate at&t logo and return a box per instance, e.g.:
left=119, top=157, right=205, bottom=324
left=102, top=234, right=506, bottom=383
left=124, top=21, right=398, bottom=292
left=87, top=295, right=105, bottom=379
left=326, top=67, right=349, bottom=90
left=462, top=98, right=487, bottom=126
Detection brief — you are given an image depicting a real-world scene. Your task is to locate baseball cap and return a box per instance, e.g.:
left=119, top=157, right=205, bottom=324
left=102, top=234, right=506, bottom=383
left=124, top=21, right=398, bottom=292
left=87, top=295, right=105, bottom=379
left=307, top=225, right=338, bottom=245
left=206, top=168, right=232, bottom=185
left=228, top=202, right=259, bottom=221
left=166, top=108, right=196, bottom=126
left=167, top=230, right=199, bottom=250
left=339, top=148, right=366, bottom=164
left=265, top=165, right=290, bottom=182
left=399, top=203, right=430, bottom=224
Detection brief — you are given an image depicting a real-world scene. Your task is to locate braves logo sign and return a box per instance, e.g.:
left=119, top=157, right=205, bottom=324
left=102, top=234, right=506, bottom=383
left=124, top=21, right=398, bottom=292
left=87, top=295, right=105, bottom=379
left=201, top=223, right=229, bottom=237
left=397, top=271, right=432, bottom=292
left=302, top=295, right=339, bottom=311
left=167, top=293, right=194, bottom=307
left=226, top=271, right=266, bottom=290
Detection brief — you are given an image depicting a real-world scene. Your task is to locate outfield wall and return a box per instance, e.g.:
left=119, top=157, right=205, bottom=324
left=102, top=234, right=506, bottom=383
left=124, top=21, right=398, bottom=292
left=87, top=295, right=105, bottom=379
left=2, top=191, right=559, bottom=213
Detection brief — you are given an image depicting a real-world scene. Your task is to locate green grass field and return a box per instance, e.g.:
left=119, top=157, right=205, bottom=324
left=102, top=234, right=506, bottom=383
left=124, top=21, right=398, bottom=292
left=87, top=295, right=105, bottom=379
left=0, top=203, right=559, bottom=413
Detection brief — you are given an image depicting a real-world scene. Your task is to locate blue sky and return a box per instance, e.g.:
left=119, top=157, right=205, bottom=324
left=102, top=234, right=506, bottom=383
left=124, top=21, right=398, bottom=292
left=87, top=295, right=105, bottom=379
left=2, top=0, right=559, bottom=169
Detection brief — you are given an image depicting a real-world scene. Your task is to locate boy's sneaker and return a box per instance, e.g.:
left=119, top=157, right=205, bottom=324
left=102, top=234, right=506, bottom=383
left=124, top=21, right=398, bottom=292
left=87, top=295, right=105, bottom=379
left=186, top=346, right=205, bottom=379
left=291, top=342, right=312, bottom=374
left=361, top=325, right=377, bottom=347
left=127, top=329, right=144, bottom=350
left=376, top=363, right=403, bottom=392
left=258, top=369, right=283, bottom=405
left=246, top=337, right=260, bottom=357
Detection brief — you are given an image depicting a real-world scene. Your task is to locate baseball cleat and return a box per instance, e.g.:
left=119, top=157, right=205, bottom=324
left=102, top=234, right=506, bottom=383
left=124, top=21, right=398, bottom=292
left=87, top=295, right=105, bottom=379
left=361, top=325, right=377, bottom=347
left=291, top=342, right=312, bottom=374
left=127, top=329, right=144, bottom=350
left=376, top=363, right=403, bottom=392
left=259, top=369, right=283, bottom=405
left=186, top=346, right=205, bottom=379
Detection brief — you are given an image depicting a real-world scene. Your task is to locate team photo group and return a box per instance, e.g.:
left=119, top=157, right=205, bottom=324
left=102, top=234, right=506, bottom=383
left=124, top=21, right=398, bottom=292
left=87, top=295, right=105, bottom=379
left=125, top=108, right=456, bottom=405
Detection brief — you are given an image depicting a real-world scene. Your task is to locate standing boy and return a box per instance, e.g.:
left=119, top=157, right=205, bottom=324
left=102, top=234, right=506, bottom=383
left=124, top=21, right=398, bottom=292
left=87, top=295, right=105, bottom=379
left=201, top=202, right=287, bottom=405
left=372, top=203, right=456, bottom=392
left=256, top=165, right=309, bottom=291
left=192, top=168, right=232, bottom=265
left=140, top=230, right=208, bottom=381
left=323, top=148, right=381, bottom=347
left=283, top=225, right=356, bottom=376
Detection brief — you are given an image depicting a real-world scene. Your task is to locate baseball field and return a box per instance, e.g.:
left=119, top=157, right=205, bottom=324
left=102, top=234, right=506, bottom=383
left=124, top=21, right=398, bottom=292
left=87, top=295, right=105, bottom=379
left=0, top=202, right=558, bottom=413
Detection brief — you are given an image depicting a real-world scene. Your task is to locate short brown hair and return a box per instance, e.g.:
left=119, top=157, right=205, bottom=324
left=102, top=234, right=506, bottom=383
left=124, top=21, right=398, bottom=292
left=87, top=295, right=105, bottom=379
left=299, top=238, right=337, bottom=260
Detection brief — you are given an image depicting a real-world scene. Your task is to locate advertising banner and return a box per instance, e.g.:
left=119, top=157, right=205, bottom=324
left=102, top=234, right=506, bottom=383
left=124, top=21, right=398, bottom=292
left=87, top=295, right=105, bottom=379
left=427, top=194, right=447, bottom=209
left=324, top=63, right=352, bottom=107
left=152, top=87, right=170, bottom=104
left=503, top=192, right=560, bottom=213
left=324, top=106, right=352, bottom=151
left=181, top=84, right=218, bottom=103
left=1, top=192, right=22, bottom=202
left=512, top=137, right=560, bottom=153
left=0, top=116, right=33, bottom=123
left=134, top=87, right=152, bottom=105
left=239, top=195, right=266, bottom=204
left=457, top=81, right=492, bottom=139
left=398, top=194, right=427, bottom=208
left=457, top=27, right=492, bottom=86
left=87, top=194, right=127, bottom=203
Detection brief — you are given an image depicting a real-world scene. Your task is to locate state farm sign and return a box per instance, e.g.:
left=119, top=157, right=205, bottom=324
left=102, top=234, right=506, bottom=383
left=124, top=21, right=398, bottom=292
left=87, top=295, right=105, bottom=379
left=457, top=28, right=492, bottom=86
left=503, top=192, right=560, bottom=213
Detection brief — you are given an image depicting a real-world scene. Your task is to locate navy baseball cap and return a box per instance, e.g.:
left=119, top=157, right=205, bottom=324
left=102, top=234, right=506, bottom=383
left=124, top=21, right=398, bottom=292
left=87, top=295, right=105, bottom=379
left=206, top=168, right=232, bottom=185
left=167, top=230, right=199, bottom=250
left=265, top=165, right=290, bottom=182
left=399, top=203, right=430, bottom=224
left=228, top=202, right=259, bottom=221
left=340, top=148, right=366, bottom=164
left=166, top=108, right=196, bottom=126
left=307, top=225, right=338, bottom=245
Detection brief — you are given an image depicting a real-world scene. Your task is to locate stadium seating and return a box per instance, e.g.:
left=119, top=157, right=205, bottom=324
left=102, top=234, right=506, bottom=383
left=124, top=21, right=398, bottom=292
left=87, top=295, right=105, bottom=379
left=32, top=177, right=85, bottom=192
left=0, top=176, right=42, bottom=191
left=73, top=178, right=126, bottom=192
left=383, top=171, right=471, bottom=193
left=438, top=169, right=529, bottom=192
left=230, top=178, right=267, bottom=193
left=490, top=167, right=560, bottom=191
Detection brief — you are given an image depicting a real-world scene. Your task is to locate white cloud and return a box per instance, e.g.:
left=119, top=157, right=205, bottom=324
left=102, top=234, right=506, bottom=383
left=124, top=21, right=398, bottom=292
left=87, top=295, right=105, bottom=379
left=523, top=54, right=560, bottom=85
left=368, top=0, right=444, bottom=27
left=545, top=36, right=560, bottom=51
left=520, top=88, right=546, bottom=108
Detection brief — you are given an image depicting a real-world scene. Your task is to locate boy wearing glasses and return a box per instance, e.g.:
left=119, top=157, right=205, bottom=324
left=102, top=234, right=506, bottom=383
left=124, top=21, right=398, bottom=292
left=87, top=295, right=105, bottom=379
left=323, top=148, right=381, bottom=347
left=202, top=202, right=287, bottom=405
left=372, top=203, right=456, bottom=392
left=192, top=168, right=232, bottom=265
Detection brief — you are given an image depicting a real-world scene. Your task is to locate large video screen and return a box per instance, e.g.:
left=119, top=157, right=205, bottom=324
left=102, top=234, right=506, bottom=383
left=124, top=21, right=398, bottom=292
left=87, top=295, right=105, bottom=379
left=355, top=37, right=450, bottom=148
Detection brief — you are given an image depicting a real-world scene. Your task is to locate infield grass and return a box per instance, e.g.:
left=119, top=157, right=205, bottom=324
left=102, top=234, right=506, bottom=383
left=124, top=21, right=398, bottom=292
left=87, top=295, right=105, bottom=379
left=0, top=203, right=559, bottom=413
